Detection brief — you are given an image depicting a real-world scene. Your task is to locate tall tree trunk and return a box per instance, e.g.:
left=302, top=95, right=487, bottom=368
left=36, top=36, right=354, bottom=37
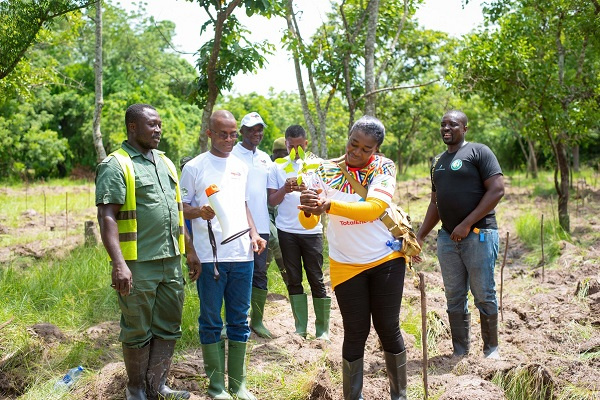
left=517, top=135, right=538, bottom=179
left=555, top=139, right=570, bottom=232
left=287, top=0, right=338, bottom=157
left=92, top=0, right=106, bottom=162
left=396, top=147, right=403, bottom=174
left=343, top=55, right=356, bottom=131
left=285, top=0, right=317, bottom=154
left=199, top=0, right=243, bottom=153
left=339, top=2, right=367, bottom=131
left=551, top=13, right=570, bottom=232
left=572, top=145, right=580, bottom=172
left=527, top=139, right=538, bottom=178
left=200, top=99, right=214, bottom=153
left=363, top=0, right=380, bottom=116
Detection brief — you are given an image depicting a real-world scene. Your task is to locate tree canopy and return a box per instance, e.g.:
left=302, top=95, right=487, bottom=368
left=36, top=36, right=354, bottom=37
left=0, top=0, right=597, bottom=236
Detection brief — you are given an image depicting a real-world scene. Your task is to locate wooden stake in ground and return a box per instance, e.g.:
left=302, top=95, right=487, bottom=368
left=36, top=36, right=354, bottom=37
left=540, top=214, right=545, bottom=282
left=43, top=190, right=47, bottom=226
left=500, top=231, right=509, bottom=322
left=576, top=181, right=580, bottom=217
left=418, top=271, right=429, bottom=399
left=84, top=221, right=97, bottom=246
left=65, top=192, right=69, bottom=240
left=406, top=184, right=411, bottom=214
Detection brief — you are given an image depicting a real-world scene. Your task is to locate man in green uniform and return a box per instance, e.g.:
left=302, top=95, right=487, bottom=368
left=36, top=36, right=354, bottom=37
left=96, top=103, right=200, bottom=400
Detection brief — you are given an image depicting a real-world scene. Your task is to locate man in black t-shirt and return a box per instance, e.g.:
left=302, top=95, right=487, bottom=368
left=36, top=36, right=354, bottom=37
left=416, top=110, right=505, bottom=359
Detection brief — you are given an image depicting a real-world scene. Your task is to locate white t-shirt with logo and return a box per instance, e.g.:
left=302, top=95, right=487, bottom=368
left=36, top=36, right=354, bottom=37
left=231, top=143, right=272, bottom=234
left=180, top=152, right=252, bottom=263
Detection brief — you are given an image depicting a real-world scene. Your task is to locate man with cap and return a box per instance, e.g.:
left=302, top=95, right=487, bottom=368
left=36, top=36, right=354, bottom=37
left=267, top=137, right=289, bottom=285
left=231, top=111, right=274, bottom=338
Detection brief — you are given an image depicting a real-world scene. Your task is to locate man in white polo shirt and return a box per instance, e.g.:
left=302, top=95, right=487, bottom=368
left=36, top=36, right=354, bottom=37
left=232, top=112, right=274, bottom=339
left=267, top=124, right=329, bottom=340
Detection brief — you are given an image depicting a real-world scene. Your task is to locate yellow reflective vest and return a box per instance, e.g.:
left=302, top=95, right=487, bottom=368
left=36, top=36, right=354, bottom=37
left=108, top=148, right=185, bottom=261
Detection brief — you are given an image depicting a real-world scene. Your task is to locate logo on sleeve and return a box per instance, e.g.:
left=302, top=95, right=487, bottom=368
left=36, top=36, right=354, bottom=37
left=450, top=159, right=463, bottom=171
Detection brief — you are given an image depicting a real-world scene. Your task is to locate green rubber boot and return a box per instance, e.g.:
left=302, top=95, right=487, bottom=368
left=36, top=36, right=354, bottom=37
left=289, top=293, right=308, bottom=338
left=250, top=288, right=272, bottom=339
left=201, top=341, right=232, bottom=399
left=313, top=296, right=331, bottom=341
left=227, top=340, right=257, bottom=400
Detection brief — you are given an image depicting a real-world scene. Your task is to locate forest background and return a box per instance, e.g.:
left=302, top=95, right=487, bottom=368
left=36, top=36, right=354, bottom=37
left=1, top=0, right=599, bottom=230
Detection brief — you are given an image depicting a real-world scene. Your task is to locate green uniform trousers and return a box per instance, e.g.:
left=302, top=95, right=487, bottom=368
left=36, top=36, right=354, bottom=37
left=118, top=256, right=185, bottom=348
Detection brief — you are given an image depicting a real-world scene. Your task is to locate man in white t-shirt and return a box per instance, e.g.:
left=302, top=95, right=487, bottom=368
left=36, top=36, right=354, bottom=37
left=267, top=125, right=330, bottom=340
left=180, top=110, right=266, bottom=400
left=231, top=111, right=274, bottom=339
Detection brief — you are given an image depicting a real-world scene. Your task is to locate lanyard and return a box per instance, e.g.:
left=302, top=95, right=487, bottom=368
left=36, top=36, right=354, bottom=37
left=206, top=220, right=220, bottom=281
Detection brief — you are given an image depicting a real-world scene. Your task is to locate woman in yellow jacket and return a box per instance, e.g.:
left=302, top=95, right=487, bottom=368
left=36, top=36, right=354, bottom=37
left=299, top=115, right=407, bottom=400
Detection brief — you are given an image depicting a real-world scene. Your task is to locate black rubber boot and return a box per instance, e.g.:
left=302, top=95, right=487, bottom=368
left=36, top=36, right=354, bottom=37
left=122, top=343, right=150, bottom=400
left=342, top=358, right=364, bottom=400
left=448, top=312, right=471, bottom=356
left=146, top=339, right=190, bottom=400
left=384, top=350, right=407, bottom=400
left=480, top=312, right=500, bottom=359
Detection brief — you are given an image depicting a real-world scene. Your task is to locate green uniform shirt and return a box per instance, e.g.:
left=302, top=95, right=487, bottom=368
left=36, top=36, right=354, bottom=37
left=95, top=141, right=181, bottom=262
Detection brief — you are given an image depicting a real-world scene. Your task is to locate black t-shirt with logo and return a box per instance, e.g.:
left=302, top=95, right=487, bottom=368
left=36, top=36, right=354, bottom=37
left=430, top=142, right=502, bottom=234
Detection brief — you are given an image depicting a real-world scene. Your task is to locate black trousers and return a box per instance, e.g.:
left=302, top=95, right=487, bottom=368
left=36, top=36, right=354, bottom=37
left=277, top=229, right=326, bottom=298
left=335, top=258, right=406, bottom=361
left=251, top=233, right=270, bottom=290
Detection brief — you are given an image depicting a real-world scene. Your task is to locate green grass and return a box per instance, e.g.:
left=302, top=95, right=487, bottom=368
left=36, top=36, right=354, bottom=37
left=514, top=211, right=570, bottom=266
left=492, top=364, right=555, bottom=400
left=0, top=180, right=95, bottom=227
left=0, top=246, right=120, bottom=396
left=556, top=385, right=599, bottom=400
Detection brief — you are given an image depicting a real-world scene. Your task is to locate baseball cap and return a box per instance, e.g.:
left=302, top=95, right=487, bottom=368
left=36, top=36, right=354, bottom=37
left=241, top=112, right=266, bottom=128
left=272, top=137, right=286, bottom=152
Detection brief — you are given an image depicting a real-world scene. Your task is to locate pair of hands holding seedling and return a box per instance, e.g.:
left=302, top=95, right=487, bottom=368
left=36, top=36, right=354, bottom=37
left=296, top=179, right=329, bottom=215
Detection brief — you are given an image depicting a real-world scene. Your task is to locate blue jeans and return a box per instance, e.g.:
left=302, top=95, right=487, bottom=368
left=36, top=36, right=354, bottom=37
left=197, top=261, right=253, bottom=344
left=437, top=228, right=499, bottom=316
